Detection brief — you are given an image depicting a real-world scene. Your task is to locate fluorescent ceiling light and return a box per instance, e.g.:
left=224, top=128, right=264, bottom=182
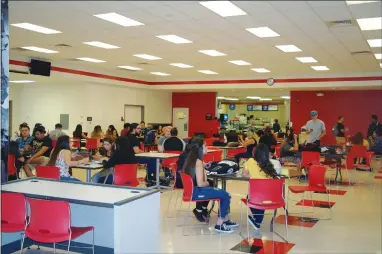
left=375, top=53, right=382, bottom=59
left=170, top=63, right=194, bottom=68
left=367, top=39, right=382, bottom=47
left=224, top=97, right=239, bottom=101
left=356, top=17, right=382, bottom=31
left=281, top=96, right=290, bottom=99
left=217, top=96, right=225, bottom=99
left=346, top=1, right=378, bottom=5
left=83, top=41, right=120, bottom=49
left=118, top=66, right=142, bottom=71
left=198, top=70, right=218, bottom=74
left=9, top=80, right=35, bottom=83
left=229, top=60, right=251, bottom=66
left=251, top=68, right=270, bottom=73
left=260, top=98, right=272, bottom=101
left=311, top=66, right=329, bottom=71
left=380, top=63, right=382, bottom=68
left=150, top=72, right=170, bottom=76
left=94, top=13, right=144, bottom=27
left=11, top=23, right=61, bottom=34
left=296, top=57, right=318, bottom=63
left=198, top=50, right=226, bottom=56
left=275, top=45, right=302, bottom=52
left=247, top=96, right=261, bottom=99
left=156, top=35, right=192, bottom=44
left=199, top=1, right=247, bottom=17
left=21, top=46, right=58, bottom=54
left=246, top=27, right=280, bottom=38
left=76, top=57, right=105, bottom=63
left=133, top=54, right=161, bottom=60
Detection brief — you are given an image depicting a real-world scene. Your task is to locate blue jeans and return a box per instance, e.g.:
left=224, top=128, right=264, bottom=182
left=235, top=152, right=252, bottom=163
left=60, top=176, right=81, bottom=182
left=137, top=157, right=158, bottom=181
left=249, top=207, right=265, bottom=225
left=192, top=187, right=231, bottom=219
left=314, top=140, right=321, bottom=146
left=98, top=175, right=113, bottom=184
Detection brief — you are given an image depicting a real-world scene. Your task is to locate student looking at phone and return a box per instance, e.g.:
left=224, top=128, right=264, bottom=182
left=305, top=110, right=326, bottom=146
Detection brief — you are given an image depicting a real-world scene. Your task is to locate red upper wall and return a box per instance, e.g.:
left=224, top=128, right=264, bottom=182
left=172, top=92, right=217, bottom=137
left=290, top=90, right=382, bottom=144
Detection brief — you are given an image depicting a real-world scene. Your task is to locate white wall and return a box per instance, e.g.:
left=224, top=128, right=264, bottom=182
left=9, top=81, right=172, bottom=135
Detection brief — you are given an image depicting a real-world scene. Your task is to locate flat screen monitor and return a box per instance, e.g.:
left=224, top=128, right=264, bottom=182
left=220, top=114, right=228, bottom=122
left=30, top=59, right=51, bottom=77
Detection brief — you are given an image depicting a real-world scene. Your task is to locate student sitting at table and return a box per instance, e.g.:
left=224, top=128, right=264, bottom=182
left=73, top=124, right=87, bottom=147
left=235, top=131, right=257, bottom=164
left=280, top=132, right=302, bottom=172
left=183, top=136, right=239, bottom=233
left=97, top=136, right=137, bottom=184
left=15, top=124, right=33, bottom=156
left=47, top=135, right=89, bottom=181
left=157, top=126, right=172, bottom=152
left=370, top=131, right=382, bottom=155
left=91, top=138, right=115, bottom=183
left=120, top=123, right=131, bottom=137
left=105, top=125, right=119, bottom=141
left=242, top=143, right=279, bottom=231
left=22, top=126, right=52, bottom=178
left=91, top=125, right=105, bottom=140
left=259, top=127, right=277, bottom=153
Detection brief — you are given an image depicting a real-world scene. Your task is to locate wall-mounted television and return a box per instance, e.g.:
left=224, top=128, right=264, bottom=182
left=219, top=113, right=228, bottom=122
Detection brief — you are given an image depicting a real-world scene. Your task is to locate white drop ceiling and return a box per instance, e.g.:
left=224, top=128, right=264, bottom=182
left=9, top=1, right=382, bottom=83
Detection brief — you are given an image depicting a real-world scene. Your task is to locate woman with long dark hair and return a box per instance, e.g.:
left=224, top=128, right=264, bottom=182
left=91, top=125, right=104, bottom=139
left=242, top=143, right=278, bottom=230
left=47, top=135, right=89, bottom=181
left=183, top=137, right=238, bottom=233
left=73, top=124, right=87, bottom=139
left=105, top=125, right=119, bottom=140
left=91, top=138, right=115, bottom=183
left=96, top=136, right=137, bottom=184
left=259, top=126, right=277, bottom=153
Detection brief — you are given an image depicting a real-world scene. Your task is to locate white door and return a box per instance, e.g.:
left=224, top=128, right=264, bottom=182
left=124, top=105, right=143, bottom=124
left=172, top=108, right=189, bottom=139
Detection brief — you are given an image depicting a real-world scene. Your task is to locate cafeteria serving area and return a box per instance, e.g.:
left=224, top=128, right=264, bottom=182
left=1, top=1, right=382, bottom=254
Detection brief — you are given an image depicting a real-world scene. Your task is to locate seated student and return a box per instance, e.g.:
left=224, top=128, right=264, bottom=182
left=235, top=131, right=257, bottom=163
left=183, top=137, right=239, bottom=233
left=9, top=140, right=25, bottom=176
left=299, top=126, right=308, bottom=145
left=22, top=126, right=52, bottom=178
left=105, top=125, right=119, bottom=141
left=47, top=135, right=88, bottom=181
left=15, top=124, right=33, bottom=156
left=350, top=132, right=369, bottom=149
left=97, top=136, right=137, bottom=184
left=91, top=138, right=115, bottom=183
left=255, top=129, right=264, bottom=144
left=13, top=122, right=29, bottom=140
left=370, top=131, right=382, bottom=155
left=120, top=123, right=131, bottom=137
left=242, top=143, right=279, bottom=230
left=49, top=123, right=66, bottom=140
left=157, top=126, right=163, bottom=136
left=280, top=132, right=302, bottom=171
left=163, top=127, right=185, bottom=152
left=73, top=124, right=87, bottom=147
left=259, top=127, right=277, bottom=153
left=157, top=126, right=172, bottom=152
left=32, top=123, right=43, bottom=137
left=91, top=125, right=104, bottom=140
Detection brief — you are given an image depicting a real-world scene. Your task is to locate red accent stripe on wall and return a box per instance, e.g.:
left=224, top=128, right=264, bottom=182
left=221, top=101, right=284, bottom=105
left=10, top=59, right=382, bottom=86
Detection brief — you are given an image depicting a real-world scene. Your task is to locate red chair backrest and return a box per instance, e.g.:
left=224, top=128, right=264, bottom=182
left=71, top=138, right=80, bottom=149
left=275, top=146, right=281, bottom=157
left=162, top=157, right=179, bottom=168
left=365, top=151, right=374, bottom=166
left=308, top=165, right=327, bottom=191
left=52, top=140, right=57, bottom=148
left=86, top=138, right=98, bottom=150
left=212, top=150, right=223, bottom=162
left=301, top=151, right=321, bottom=168
left=7, top=154, right=17, bottom=175
left=345, top=153, right=355, bottom=169
left=205, top=138, right=217, bottom=146
left=35, top=166, right=60, bottom=180
left=351, top=145, right=367, bottom=158
left=248, top=178, right=285, bottom=206
left=1, top=192, right=26, bottom=230
left=203, top=152, right=215, bottom=163
left=180, top=173, right=194, bottom=202
left=113, top=164, right=139, bottom=187
left=227, top=147, right=246, bottom=158
left=26, top=198, right=70, bottom=239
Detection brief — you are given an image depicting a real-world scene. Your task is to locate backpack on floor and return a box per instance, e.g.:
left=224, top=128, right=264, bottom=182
left=144, top=129, right=156, bottom=145
left=205, top=159, right=239, bottom=175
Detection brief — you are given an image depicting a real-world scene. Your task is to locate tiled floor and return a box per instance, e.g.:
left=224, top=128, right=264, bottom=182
left=14, top=159, right=382, bottom=253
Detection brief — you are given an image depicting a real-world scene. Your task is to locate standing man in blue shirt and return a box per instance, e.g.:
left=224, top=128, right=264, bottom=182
left=305, top=110, right=326, bottom=146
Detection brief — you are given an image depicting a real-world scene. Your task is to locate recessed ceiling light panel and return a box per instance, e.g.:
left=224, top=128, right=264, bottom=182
left=94, top=13, right=144, bottom=27
left=156, top=35, right=192, bottom=44
left=11, top=23, right=61, bottom=34
left=198, top=70, right=218, bottom=74
left=356, top=17, right=382, bottom=31
left=311, top=66, right=329, bottom=71
left=275, top=45, right=302, bottom=52
left=259, top=98, right=272, bottom=101
left=199, top=1, right=247, bottom=17
left=229, top=60, right=251, bottom=65
left=251, top=68, right=270, bottom=73
left=246, top=27, right=280, bottom=37
left=198, top=50, right=226, bottom=56
left=133, top=54, right=161, bottom=60
left=367, top=39, right=382, bottom=47
left=83, top=41, right=120, bottom=49
left=76, top=57, right=105, bottom=63
left=21, top=46, right=58, bottom=54
left=118, top=66, right=142, bottom=70
left=346, top=1, right=378, bottom=5
left=375, top=53, right=382, bottom=59
left=247, top=96, right=261, bottom=99
left=150, top=72, right=170, bottom=76
left=281, top=96, right=290, bottom=99
left=9, top=80, right=35, bottom=83
left=170, top=63, right=194, bottom=68
left=296, top=57, right=318, bottom=63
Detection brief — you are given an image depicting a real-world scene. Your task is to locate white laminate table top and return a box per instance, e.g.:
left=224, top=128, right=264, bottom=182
left=76, top=162, right=104, bottom=169
left=135, top=152, right=180, bottom=159
left=2, top=179, right=149, bottom=205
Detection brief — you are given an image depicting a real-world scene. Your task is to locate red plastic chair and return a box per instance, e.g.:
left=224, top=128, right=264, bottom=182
left=226, top=147, right=246, bottom=159
left=355, top=151, right=374, bottom=171
left=275, top=145, right=281, bottom=158
left=52, top=140, right=57, bottom=148
left=8, top=154, right=18, bottom=177
left=113, top=164, right=139, bottom=187
left=240, top=178, right=288, bottom=242
left=85, top=138, right=98, bottom=150
left=1, top=192, right=27, bottom=233
left=21, top=198, right=94, bottom=253
left=179, top=173, right=219, bottom=235
left=71, top=138, right=80, bottom=149
left=288, top=165, right=332, bottom=220
left=212, top=150, right=223, bottom=162
left=35, top=166, right=60, bottom=180
left=203, top=152, right=215, bottom=163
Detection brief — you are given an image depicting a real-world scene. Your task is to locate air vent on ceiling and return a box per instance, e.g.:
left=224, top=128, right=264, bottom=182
left=326, top=19, right=356, bottom=28
left=139, top=62, right=149, bottom=65
left=351, top=51, right=372, bottom=55
left=54, top=44, right=72, bottom=47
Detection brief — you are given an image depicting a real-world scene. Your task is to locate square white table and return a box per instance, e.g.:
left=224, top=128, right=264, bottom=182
left=1, top=178, right=160, bottom=253
left=135, top=152, right=180, bottom=189
left=75, top=162, right=104, bottom=182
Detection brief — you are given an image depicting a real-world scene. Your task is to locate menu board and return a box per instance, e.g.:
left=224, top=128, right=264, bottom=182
left=247, top=105, right=278, bottom=111
left=268, top=105, right=278, bottom=111
left=253, top=105, right=263, bottom=111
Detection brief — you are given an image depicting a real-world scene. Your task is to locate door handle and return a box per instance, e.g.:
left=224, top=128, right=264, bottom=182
left=184, top=122, right=188, bottom=131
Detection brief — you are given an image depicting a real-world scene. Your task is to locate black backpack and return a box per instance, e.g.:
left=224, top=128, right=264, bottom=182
left=332, top=123, right=339, bottom=136
left=143, top=129, right=156, bottom=145
left=205, top=159, right=239, bottom=175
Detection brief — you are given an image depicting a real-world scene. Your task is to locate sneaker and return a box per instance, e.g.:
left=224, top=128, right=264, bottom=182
left=201, top=209, right=210, bottom=223
left=224, top=220, right=239, bottom=229
left=193, top=209, right=206, bottom=223
left=247, top=215, right=260, bottom=230
left=214, top=223, right=234, bottom=233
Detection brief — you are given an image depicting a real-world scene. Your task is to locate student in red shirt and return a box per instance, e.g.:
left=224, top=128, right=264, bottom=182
left=120, top=123, right=130, bottom=137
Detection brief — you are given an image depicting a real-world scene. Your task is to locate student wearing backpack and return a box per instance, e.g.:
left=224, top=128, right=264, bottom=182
left=334, top=116, right=346, bottom=144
